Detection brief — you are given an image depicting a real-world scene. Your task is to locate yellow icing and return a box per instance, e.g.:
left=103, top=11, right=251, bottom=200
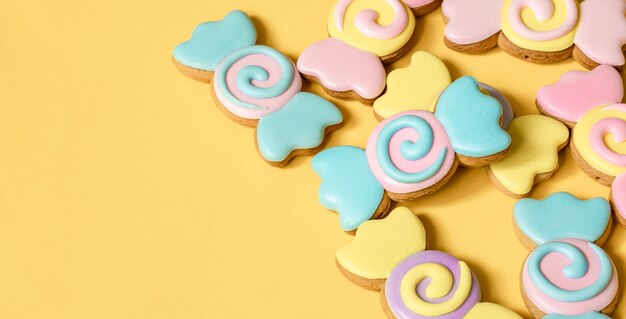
left=490, top=115, right=569, bottom=195
left=327, top=0, right=416, bottom=57
left=373, top=51, right=451, bottom=118
left=573, top=106, right=626, bottom=176
left=400, top=261, right=472, bottom=316
left=335, top=207, right=426, bottom=279
left=501, top=0, right=579, bottom=52
left=464, top=302, right=523, bottom=319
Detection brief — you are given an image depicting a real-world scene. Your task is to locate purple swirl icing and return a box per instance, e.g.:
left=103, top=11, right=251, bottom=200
left=385, top=251, right=481, bottom=319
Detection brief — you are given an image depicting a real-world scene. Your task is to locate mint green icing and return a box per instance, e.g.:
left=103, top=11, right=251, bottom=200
left=544, top=312, right=611, bottom=319
left=434, top=76, right=511, bottom=157
left=514, top=192, right=610, bottom=245
left=256, top=92, right=342, bottom=162
left=173, top=10, right=256, bottom=71
left=215, top=45, right=294, bottom=110
left=528, top=241, right=612, bottom=302
left=377, top=115, right=448, bottom=183
left=312, top=146, right=384, bottom=231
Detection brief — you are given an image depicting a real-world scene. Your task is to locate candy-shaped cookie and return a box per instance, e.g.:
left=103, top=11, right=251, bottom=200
left=488, top=115, right=569, bottom=198
left=173, top=11, right=344, bottom=166
left=513, top=193, right=619, bottom=318
left=536, top=66, right=626, bottom=226
left=404, top=0, right=443, bottom=16
left=441, top=0, right=626, bottom=69
left=381, top=250, right=522, bottom=319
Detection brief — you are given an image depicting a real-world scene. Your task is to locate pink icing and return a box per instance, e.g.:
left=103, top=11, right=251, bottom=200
left=522, top=239, right=618, bottom=316
left=508, top=0, right=578, bottom=41
left=442, top=0, right=504, bottom=45
left=296, top=39, right=386, bottom=99
left=402, top=0, right=437, bottom=8
left=334, top=0, right=409, bottom=40
left=536, top=65, right=624, bottom=123
left=214, top=54, right=302, bottom=119
left=365, top=111, right=456, bottom=194
left=613, top=173, right=626, bottom=220
left=575, top=0, right=626, bottom=66
left=590, top=117, right=626, bottom=167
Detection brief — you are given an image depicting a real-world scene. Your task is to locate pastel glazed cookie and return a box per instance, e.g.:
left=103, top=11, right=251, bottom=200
left=312, top=146, right=391, bottom=232
left=536, top=65, right=624, bottom=128
left=544, top=314, right=612, bottom=319
left=297, top=39, right=386, bottom=105
left=499, top=0, right=579, bottom=63
left=328, top=0, right=417, bottom=62
left=373, top=51, right=451, bottom=119
left=488, top=115, right=569, bottom=198
left=573, top=0, right=626, bottom=70
left=611, top=173, right=626, bottom=226
left=366, top=110, right=458, bottom=202
left=513, top=193, right=619, bottom=318
left=335, top=207, right=426, bottom=289
left=442, top=0, right=504, bottom=53
left=381, top=250, right=482, bottom=319
left=404, top=0, right=442, bottom=16
left=479, top=83, right=515, bottom=130
left=174, top=11, right=344, bottom=166
left=434, top=76, right=512, bottom=167
left=172, top=10, right=256, bottom=82
left=513, top=192, right=612, bottom=251
left=521, top=238, right=619, bottom=318
left=570, top=104, right=626, bottom=186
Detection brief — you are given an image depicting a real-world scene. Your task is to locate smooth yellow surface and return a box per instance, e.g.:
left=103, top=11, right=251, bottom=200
left=501, top=0, right=578, bottom=52
left=336, top=207, right=426, bottom=279
left=373, top=51, right=451, bottom=117
left=1, top=1, right=626, bottom=318
left=490, top=115, right=570, bottom=195
left=465, top=302, right=524, bottom=319
left=327, top=0, right=416, bottom=57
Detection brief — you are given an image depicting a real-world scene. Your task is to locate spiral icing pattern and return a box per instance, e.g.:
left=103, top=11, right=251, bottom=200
left=573, top=104, right=626, bottom=178
left=328, top=0, right=416, bottom=57
left=365, top=111, right=456, bottom=195
left=213, top=45, right=302, bottom=120
left=384, top=251, right=480, bottom=319
left=522, top=239, right=618, bottom=316
left=502, top=0, right=579, bottom=52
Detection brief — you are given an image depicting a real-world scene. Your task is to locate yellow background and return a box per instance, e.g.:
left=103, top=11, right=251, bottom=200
left=1, top=1, right=624, bottom=318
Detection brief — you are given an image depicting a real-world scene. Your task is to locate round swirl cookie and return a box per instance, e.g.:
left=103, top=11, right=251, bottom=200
left=499, top=0, right=579, bottom=63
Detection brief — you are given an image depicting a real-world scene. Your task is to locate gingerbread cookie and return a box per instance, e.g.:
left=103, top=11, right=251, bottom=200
left=536, top=66, right=626, bottom=226
left=173, top=11, right=344, bottom=166
left=514, top=193, right=619, bottom=318
left=488, top=115, right=569, bottom=198
left=441, top=0, right=626, bottom=69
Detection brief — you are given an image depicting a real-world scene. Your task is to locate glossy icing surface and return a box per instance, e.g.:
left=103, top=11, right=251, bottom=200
left=522, top=239, right=618, bottom=316
left=537, top=65, right=624, bottom=123
left=442, top=0, right=504, bottom=45
left=312, top=146, right=384, bottom=231
left=613, top=173, right=626, bottom=221
left=573, top=104, right=626, bottom=177
left=366, top=111, right=456, bottom=194
left=490, top=115, right=568, bottom=195
left=336, top=207, right=426, bottom=279
left=256, top=92, right=342, bottom=162
left=464, top=302, right=523, bottom=319
left=173, top=10, right=257, bottom=71
left=514, top=192, right=611, bottom=245
left=501, top=0, right=579, bottom=52
left=434, top=76, right=511, bottom=158
left=544, top=312, right=611, bottom=319
left=328, top=0, right=416, bottom=57
left=574, top=0, right=626, bottom=67
left=373, top=51, right=451, bottom=118
left=385, top=251, right=481, bottom=319
left=297, top=39, right=386, bottom=99
left=213, top=45, right=302, bottom=119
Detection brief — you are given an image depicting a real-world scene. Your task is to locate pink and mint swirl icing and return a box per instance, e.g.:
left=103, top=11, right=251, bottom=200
left=213, top=45, right=302, bottom=120
left=522, top=239, right=618, bottom=316
left=365, top=111, right=456, bottom=195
